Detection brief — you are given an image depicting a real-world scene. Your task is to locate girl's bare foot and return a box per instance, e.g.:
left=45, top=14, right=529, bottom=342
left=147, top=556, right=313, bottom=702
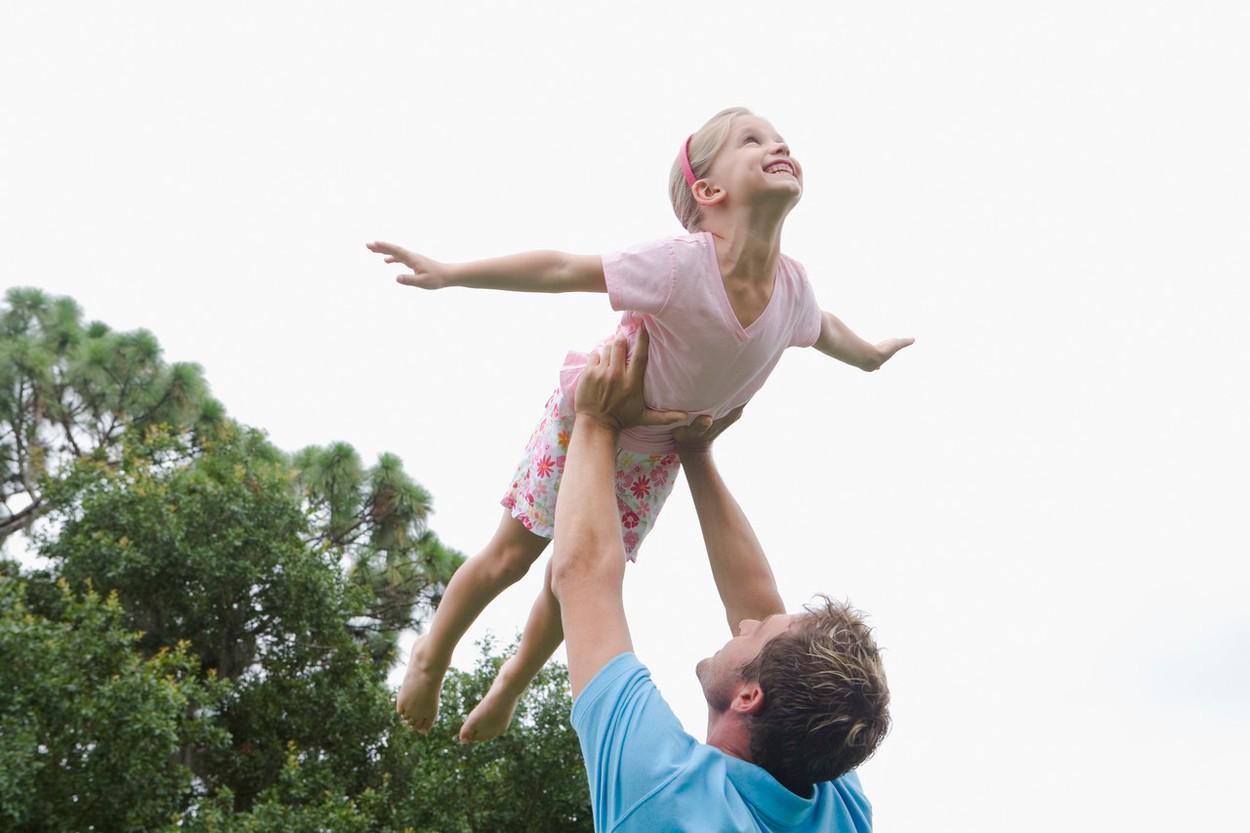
left=396, top=635, right=447, bottom=733
left=459, top=657, right=525, bottom=743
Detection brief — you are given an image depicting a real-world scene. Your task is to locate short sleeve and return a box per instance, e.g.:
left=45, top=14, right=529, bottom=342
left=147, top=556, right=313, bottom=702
left=602, top=238, right=677, bottom=315
left=571, top=653, right=695, bottom=831
left=789, top=261, right=823, bottom=348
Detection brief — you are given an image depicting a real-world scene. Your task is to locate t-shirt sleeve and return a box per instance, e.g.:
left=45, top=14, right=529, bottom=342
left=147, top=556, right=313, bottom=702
left=571, top=653, right=696, bottom=831
left=789, top=261, right=823, bottom=348
left=602, top=238, right=677, bottom=315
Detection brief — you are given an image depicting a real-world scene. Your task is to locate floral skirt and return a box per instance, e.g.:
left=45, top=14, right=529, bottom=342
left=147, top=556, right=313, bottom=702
left=500, top=389, right=681, bottom=560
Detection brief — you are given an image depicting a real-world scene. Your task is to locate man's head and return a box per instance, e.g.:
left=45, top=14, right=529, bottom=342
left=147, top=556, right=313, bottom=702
left=696, top=597, right=891, bottom=795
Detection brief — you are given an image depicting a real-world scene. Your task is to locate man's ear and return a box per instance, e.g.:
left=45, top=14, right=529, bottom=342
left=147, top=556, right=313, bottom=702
left=692, top=179, right=725, bottom=209
left=731, top=681, right=765, bottom=716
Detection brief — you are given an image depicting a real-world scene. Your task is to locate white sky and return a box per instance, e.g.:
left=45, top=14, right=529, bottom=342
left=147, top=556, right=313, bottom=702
left=3, top=2, right=1248, bottom=829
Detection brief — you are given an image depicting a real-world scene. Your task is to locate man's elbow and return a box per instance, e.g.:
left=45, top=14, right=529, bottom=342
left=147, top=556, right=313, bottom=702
left=550, top=536, right=626, bottom=603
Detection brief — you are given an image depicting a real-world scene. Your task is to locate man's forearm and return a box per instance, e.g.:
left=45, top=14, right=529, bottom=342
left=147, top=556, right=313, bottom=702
left=445, top=251, right=583, bottom=293
left=550, top=417, right=626, bottom=592
left=679, top=449, right=785, bottom=633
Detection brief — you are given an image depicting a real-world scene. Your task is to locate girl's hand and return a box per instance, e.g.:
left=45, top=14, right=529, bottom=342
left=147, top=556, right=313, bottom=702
left=366, top=241, right=453, bottom=289
left=873, top=337, right=915, bottom=369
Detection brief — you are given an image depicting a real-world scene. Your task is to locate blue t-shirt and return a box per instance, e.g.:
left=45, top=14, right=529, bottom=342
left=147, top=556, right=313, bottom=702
left=571, top=653, right=873, bottom=833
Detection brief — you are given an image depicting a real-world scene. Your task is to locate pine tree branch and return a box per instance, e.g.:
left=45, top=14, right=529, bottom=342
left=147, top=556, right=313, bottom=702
left=0, top=497, right=45, bottom=539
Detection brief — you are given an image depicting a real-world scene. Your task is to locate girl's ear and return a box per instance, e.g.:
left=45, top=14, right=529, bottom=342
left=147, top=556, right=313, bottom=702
left=692, top=179, right=726, bottom=209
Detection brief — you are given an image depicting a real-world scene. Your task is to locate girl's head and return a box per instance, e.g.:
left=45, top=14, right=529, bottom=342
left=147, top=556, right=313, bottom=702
left=669, top=107, right=802, bottom=232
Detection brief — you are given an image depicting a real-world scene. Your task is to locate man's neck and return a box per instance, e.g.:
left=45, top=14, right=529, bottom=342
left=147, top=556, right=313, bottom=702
left=705, top=708, right=754, bottom=761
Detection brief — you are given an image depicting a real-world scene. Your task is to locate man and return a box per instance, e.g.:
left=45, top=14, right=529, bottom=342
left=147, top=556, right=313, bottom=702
left=550, top=329, right=891, bottom=832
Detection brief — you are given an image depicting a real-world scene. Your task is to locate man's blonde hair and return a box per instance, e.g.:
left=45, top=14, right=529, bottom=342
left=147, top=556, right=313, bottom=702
left=668, top=106, right=755, bottom=232
left=739, top=596, right=891, bottom=795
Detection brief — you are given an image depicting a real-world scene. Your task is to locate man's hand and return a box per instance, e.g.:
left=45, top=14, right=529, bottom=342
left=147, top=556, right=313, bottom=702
left=574, top=327, right=687, bottom=431
left=366, top=241, right=452, bottom=289
left=671, top=406, right=745, bottom=456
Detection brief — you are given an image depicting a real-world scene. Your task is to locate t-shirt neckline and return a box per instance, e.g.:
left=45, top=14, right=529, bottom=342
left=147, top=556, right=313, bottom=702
left=699, top=231, right=784, bottom=343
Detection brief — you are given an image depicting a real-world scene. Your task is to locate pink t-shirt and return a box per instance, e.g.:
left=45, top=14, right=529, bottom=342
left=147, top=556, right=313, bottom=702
left=559, top=232, right=822, bottom=453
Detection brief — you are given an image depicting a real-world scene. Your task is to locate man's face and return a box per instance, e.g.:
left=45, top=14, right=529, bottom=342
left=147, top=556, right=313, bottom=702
left=696, top=613, right=797, bottom=711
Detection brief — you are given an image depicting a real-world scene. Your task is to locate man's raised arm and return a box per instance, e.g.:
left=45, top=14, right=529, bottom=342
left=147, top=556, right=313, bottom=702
left=549, top=330, right=686, bottom=698
left=673, top=412, right=786, bottom=635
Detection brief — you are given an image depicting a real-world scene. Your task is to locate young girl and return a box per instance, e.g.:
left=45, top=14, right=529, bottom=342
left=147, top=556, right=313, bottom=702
left=369, top=106, right=912, bottom=741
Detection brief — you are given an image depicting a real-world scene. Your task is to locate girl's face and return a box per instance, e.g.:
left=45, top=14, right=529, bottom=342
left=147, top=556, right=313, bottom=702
left=705, top=115, right=803, bottom=208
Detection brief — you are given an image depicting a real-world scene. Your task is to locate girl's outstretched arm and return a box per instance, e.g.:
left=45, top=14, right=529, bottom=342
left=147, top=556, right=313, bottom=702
left=813, top=310, right=914, bottom=371
left=367, top=241, right=605, bottom=293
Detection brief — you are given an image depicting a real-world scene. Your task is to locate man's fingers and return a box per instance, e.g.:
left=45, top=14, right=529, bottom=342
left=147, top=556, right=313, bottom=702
left=612, top=335, right=630, bottom=372
left=626, top=326, right=650, bottom=387
left=640, top=408, right=689, bottom=427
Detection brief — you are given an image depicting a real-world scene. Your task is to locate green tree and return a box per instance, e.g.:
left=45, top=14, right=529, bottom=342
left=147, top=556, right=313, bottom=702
left=0, top=572, right=229, bottom=833
left=0, top=287, right=221, bottom=542
left=1, top=287, right=458, bottom=657
left=0, top=290, right=592, bottom=830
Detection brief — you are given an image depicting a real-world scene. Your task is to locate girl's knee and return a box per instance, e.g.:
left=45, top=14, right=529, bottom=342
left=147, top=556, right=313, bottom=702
left=495, top=540, right=543, bottom=584
left=486, top=521, right=547, bottom=585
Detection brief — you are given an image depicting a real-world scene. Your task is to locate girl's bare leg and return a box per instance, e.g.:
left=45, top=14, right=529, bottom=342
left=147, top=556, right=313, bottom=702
left=460, top=557, right=566, bottom=743
left=397, top=509, right=549, bottom=732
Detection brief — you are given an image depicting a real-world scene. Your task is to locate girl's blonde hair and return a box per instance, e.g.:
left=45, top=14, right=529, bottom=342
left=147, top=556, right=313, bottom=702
left=669, top=106, right=755, bottom=232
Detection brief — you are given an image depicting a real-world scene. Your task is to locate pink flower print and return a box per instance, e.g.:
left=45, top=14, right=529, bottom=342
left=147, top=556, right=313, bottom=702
left=521, top=515, right=534, bottom=530
left=623, top=530, right=640, bottom=551
left=660, top=454, right=677, bottom=467
left=630, top=476, right=651, bottom=500
left=535, top=455, right=555, bottom=479
left=621, top=510, right=640, bottom=529
left=502, top=495, right=516, bottom=509
left=651, top=467, right=670, bottom=488
left=525, top=491, right=535, bottom=506
left=556, top=455, right=566, bottom=471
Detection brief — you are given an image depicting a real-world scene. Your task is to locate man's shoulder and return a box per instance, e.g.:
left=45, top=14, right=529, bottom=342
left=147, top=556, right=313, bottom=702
left=571, top=653, right=686, bottom=739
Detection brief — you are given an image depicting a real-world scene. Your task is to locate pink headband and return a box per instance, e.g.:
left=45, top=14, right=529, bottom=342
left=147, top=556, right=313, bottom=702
left=679, top=134, right=697, bottom=187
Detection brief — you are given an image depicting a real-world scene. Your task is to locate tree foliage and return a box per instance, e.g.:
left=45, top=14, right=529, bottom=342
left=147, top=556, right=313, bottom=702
left=0, top=290, right=592, bottom=831
left=0, top=573, right=229, bottom=832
